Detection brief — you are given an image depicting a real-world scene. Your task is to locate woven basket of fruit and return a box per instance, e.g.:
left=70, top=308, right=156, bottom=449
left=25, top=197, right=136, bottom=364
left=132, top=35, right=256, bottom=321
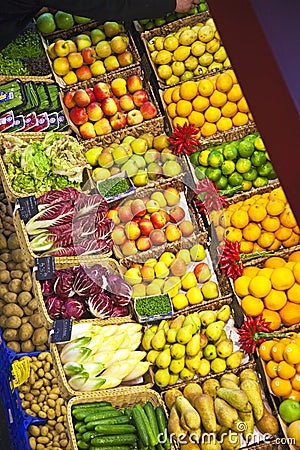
left=41, top=20, right=141, bottom=89
left=50, top=320, right=153, bottom=399
left=66, top=387, right=170, bottom=450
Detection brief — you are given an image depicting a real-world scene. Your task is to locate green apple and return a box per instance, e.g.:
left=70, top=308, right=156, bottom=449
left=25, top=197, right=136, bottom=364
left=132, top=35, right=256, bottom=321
left=130, top=154, right=146, bottom=169
left=121, top=160, right=139, bottom=177
left=91, top=28, right=106, bottom=45
left=190, top=244, right=206, bottom=261
left=131, top=138, right=148, bottom=155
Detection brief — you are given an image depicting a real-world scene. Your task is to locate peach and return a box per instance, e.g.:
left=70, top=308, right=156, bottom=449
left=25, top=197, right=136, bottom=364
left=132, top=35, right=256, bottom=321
left=141, top=265, right=155, bottom=282
left=179, top=220, right=195, bottom=237
left=136, top=236, right=152, bottom=251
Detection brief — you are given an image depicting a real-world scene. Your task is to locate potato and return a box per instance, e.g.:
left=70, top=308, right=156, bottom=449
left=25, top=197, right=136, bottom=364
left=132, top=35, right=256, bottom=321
left=32, top=328, right=48, bottom=346
left=0, top=316, right=7, bottom=328
left=30, top=313, right=43, bottom=329
left=0, top=284, right=9, bottom=298
left=6, top=261, right=17, bottom=271
left=5, top=315, right=22, bottom=329
left=28, top=298, right=38, bottom=311
left=0, top=252, right=11, bottom=262
left=29, top=436, right=37, bottom=450
left=0, top=270, right=10, bottom=283
left=11, top=249, right=24, bottom=263
left=0, top=261, right=6, bottom=270
left=23, top=306, right=34, bottom=315
left=17, top=291, right=32, bottom=306
left=21, top=316, right=31, bottom=324
left=7, top=233, right=20, bottom=250
left=3, top=292, right=17, bottom=303
left=36, top=345, right=48, bottom=351
left=3, top=303, right=24, bottom=317
left=6, top=341, right=21, bottom=353
left=10, top=270, right=23, bottom=279
left=3, top=328, right=19, bottom=341
left=8, top=279, right=23, bottom=293
left=19, top=323, right=34, bottom=341
left=22, top=272, right=33, bottom=290
left=21, top=340, right=35, bottom=353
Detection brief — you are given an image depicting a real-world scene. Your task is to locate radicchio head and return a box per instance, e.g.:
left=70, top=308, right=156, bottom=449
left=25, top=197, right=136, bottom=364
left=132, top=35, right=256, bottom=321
left=61, top=298, right=87, bottom=320
left=53, top=268, right=74, bottom=299
left=88, top=291, right=113, bottom=319
left=45, top=295, right=64, bottom=319
left=107, top=274, right=132, bottom=306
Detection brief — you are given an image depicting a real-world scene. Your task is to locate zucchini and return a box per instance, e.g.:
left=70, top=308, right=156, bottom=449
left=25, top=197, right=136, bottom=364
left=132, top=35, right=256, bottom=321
left=74, top=406, right=116, bottom=420
left=90, top=447, right=132, bottom=450
left=155, top=407, right=171, bottom=450
left=77, top=440, right=89, bottom=449
left=91, top=434, right=137, bottom=447
left=94, top=424, right=136, bottom=435
left=84, top=410, right=122, bottom=423
left=132, top=406, right=149, bottom=448
left=73, top=402, right=111, bottom=411
left=135, top=404, right=158, bottom=447
left=144, top=402, right=159, bottom=442
left=86, top=415, right=130, bottom=430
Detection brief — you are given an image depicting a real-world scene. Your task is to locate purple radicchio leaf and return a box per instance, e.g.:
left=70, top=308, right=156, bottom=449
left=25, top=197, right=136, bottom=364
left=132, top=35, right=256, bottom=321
left=48, top=221, right=73, bottom=236
left=88, top=291, right=113, bottom=319
left=72, top=209, right=109, bottom=241
left=49, top=245, right=77, bottom=257
left=46, top=233, right=74, bottom=248
left=53, top=268, right=74, bottom=299
left=94, top=218, right=114, bottom=239
left=61, top=298, right=87, bottom=320
left=74, top=192, right=108, bottom=219
left=111, top=305, right=129, bottom=317
left=45, top=295, right=64, bottom=319
left=72, top=267, right=96, bottom=297
left=107, top=274, right=131, bottom=306
left=75, top=237, right=113, bottom=256
left=85, top=264, right=110, bottom=290
left=41, top=279, right=54, bottom=296
left=37, top=187, right=80, bottom=205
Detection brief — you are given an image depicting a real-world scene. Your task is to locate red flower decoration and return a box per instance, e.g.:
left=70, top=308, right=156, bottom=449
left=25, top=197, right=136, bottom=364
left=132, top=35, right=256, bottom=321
left=194, top=178, right=228, bottom=215
left=219, top=239, right=244, bottom=280
left=238, top=315, right=271, bottom=354
left=169, top=123, right=200, bottom=156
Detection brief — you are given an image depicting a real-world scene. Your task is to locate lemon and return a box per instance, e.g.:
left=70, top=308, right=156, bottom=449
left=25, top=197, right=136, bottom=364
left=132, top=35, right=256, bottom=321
left=199, top=52, right=214, bottom=67
left=171, top=61, right=185, bottom=77
left=216, top=72, right=233, bottom=93
left=173, top=46, right=191, bottom=61
left=172, top=293, right=189, bottom=310
left=155, top=50, right=173, bottom=65
left=181, top=272, right=198, bottom=290
left=163, top=35, right=179, bottom=52
left=191, top=40, right=206, bottom=57
left=165, top=75, right=180, bottom=86
left=186, top=287, right=203, bottom=305
left=206, top=38, right=220, bottom=54
left=198, top=25, right=215, bottom=42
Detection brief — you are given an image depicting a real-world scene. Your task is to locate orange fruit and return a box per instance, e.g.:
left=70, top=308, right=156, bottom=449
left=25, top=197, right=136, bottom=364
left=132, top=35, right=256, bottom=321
left=176, top=99, right=193, bottom=117
left=188, top=110, right=205, bottom=128
left=204, top=106, right=221, bottom=123
left=286, top=261, right=296, bottom=270
left=264, top=256, right=286, bottom=269
left=271, top=377, right=292, bottom=397
left=216, top=117, right=233, bottom=132
left=271, top=341, right=286, bottom=362
left=261, top=215, right=280, bottom=232
left=242, top=266, right=260, bottom=278
left=232, top=111, right=248, bottom=126
left=271, top=267, right=295, bottom=290
left=266, top=360, right=278, bottom=378
left=289, top=251, right=300, bottom=263
left=248, top=275, right=272, bottom=298
left=266, top=199, right=285, bottom=216
left=221, top=101, right=238, bottom=118
left=277, top=361, right=296, bottom=379
left=163, top=87, right=174, bottom=104
left=293, top=225, right=300, bottom=234
left=209, top=90, right=227, bottom=107
left=242, top=222, right=261, bottom=242
left=171, top=85, right=181, bottom=102
left=234, top=275, right=251, bottom=297
left=282, top=232, right=299, bottom=248
left=261, top=309, right=281, bottom=331
left=240, top=240, right=254, bottom=253
left=173, top=117, right=189, bottom=127
left=230, top=210, right=249, bottom=229
left=269, top=187, right=287, bottom=203
left=287, top=283, right=300, bottom=303
left=263, top=289, right=287, bottom=311
left=248, top=204, right=267, bottom=223
left=280, top=301, right=300, bottom=326
left=284, top=390, right=300, bottom=402
left=268, top=238, right=282, bottom=251
left=198, top=79, right=214, bottom=97
left=192, top=95, right=210, bottom=112
left=227, top=84, right=243, bottom=102
left=216, top=72, right=233, bottom=92
left=280, top=208, right=298, bottom=228
left=293, top=263, right=300, bottom=283
left=297, top=363, right=300, bottom=374
left=180, top=80, right=198, bottom=100
left=257, top=231, right=275, bottom=248
left=167, top=103, right=177, bottom=118
left=275, top=226, right=292, bottom=241
left=258, top=340, right=277, bottom=361
left=253, top=243, right=264, bottom=252
left=241, top=295, right=264, bottom=316
left=259, top=267, right=273, bottom=279
left=284, top=344, right=300, bottom=365
left=200, top=122, right=217, bottom=137
left=225, top=227, right=243, bottom=242
left=237, top=97, right=250, bottom=113
left=291, top=374, right=300, bottom=390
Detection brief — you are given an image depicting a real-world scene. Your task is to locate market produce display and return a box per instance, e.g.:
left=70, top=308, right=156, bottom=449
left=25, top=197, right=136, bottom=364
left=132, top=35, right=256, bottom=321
left=36, top=10, right=92, bottom=34
left=2, top=132, right=88, bottom=194
left=62, top=74, right=158, bottom=139
left=47, top=22, right=137, bottom=85
left=189, top=131, right=276, bottom=191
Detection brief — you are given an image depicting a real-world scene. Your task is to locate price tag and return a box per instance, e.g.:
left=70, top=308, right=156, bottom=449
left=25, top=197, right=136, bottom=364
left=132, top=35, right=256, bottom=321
left=50, top=319, right=73, bottom=344
left=34, top=256, right=55, bottom=280
left=11, top=358, right=30, bottom=387
left=16, top=196, right=38, bottom=222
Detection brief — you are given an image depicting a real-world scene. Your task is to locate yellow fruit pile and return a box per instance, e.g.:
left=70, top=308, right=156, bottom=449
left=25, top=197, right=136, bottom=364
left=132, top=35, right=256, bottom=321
left=234, top=251, right=300, bottom=329
left=214, top=186, right=300, bottom=253
left=163, top=70, right=253, bottom=137
left=259, top=334, right=300, bottom=400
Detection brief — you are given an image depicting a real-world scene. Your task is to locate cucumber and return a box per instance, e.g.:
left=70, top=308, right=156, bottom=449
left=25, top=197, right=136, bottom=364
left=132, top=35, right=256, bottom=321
left=144, top=402, right=159, bottom=442
left=86, top=415, right=130, bottom=430
left=94, top=424, right=136, bottom=435
left=78, top=425, right=88, bottom=434
left=82, top=431, right=100, bottom=442
left=132, top=406, right=149, bottom=448
left=77, top=440, right=89, bottom=449
left=155, top=407, right=171, bottom=450
left=84, top=410, right=122, bottom=423
left=90, top=447, right=132, bottom=450
left=74, top=406, right=116, bottom=420
left=91, top=434, right=137, bottom=447
left=135, top=404, right=158, bottom=447
left=123, top=408, right=133, bottom=421
left=73, top=402, right=111, bottom=411
left=75, top=422, right=84, bottom=431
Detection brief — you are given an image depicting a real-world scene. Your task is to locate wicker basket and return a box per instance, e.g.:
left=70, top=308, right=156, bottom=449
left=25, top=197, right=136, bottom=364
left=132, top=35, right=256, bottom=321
left=13, top=208, right=113, bottom=268
left=66, top=387, right=169, bottom=450
left=50, top=322, right=153, bottom=400
left=0, top=131, right=90, bottom=203
left=32, top=257, right=133, bottom=329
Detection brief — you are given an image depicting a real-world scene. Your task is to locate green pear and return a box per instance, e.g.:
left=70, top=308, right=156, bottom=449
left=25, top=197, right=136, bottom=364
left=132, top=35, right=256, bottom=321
left=142, top=328, right=155, bottom=351
left=185, top=354, right=201, bottom=372
left=167, top=328, right=178, bottom=344
left=130, top=154, right=146, bottom=169
left=131, top=138, right=148, bottom=155
left=216, top=338, right=233, bottom=358
left=170, top=315, right=185, bottom=329
left=155, top=347, right=171, bottom=369
left=180, top=367, right=195, bottom=381
left=186, top=334, right=201, bottom=357
left=169, top=373, right=179, bottom=385
left=205, top=321, right=225, bottom=342
left=132, top=283, right=146, bottom=299
left=121, top=160, right=139, bottom=177
left=216, top=304, right=231, bottom=322
left=170, top=343, right=185, bottom=360
left=151, top=329, right=166, bottom=351
left=210, top=357, right=227, bottom=374
left=147, top=349, right=160, bottom=364
left=203, top=344, right=217, bottom=361
left=176, top=325, right=193, bottom=345
left=199, top=310, right=217, bottom=327
left=182, top=316, right=198, bottom=335
left=154, top=368, right=170, bottom=388
left=202, top=378, right=220, bottom=398
left=169, top=357, right=185, bottom=374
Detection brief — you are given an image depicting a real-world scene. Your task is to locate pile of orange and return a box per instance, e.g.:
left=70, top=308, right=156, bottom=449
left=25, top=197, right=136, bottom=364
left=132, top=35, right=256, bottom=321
left=214, top=186, right=300, bottom=253
left=234, top=251, right=300, bottom=329
left=163, top=70, right=254, bottom=137
left=258, top=334, right=300, bottom=401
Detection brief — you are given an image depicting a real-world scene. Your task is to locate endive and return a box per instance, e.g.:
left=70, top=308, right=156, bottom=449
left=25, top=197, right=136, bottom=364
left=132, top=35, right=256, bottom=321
left=98, top=378, right=122, bottom=390
left=122, top=361, right=150, bottom=382
left=78, top=377, right=106, bottom=391
left=70, top=323, right=97, bottom=340
left=118, top=323, right=142, bottom=333
left=63, top=362, right=104, bottom=377
left=60, top=347, right=92, bottom=365
left=68, top=372, right=89, bottom=390
left=100, top=360, right=138, bottom=380
left=60, top=337, right=91, bottom=360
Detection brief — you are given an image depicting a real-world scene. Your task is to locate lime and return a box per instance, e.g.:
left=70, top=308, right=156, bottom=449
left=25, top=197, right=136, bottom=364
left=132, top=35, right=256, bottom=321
left=215, top=175, right=228, bottom=190
left=221, top=160, right=235, bottom=176
left=242, top=180, right=253, bottom=191
left=258, top=161, right=273, bottom=177
left=251, top=150, right=267, bottom=167
left=195, top=166, right=206, bottom=180
left=243, top=167, right=258, bottom=181
left=206, top=167, right=222, bottom=182
left=199, top=3, right=208, bottom=11
left=223, top=143, right=238, bottom=160
left=238, top=140, right=255, bottom=158
left=253, top=176, right=268, bottom=188
left=244, top=133, right=258, bottom=143
left=228, top=172, right=243, bottom=187
left=268, top=168, right=277, bottom=180
left=198, top=149, right=210, bottom=166
left=208, top=150, right=224, bottom=168
left=236, top=158, right=252, bottom=174
left=254, top=136, right=266, bottom=150
left=189, top=151, right=201, bottom=166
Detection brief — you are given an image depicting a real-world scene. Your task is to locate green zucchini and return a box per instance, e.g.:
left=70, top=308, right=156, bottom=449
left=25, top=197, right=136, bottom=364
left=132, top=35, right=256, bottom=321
left=84, top=410, right=122, bottom=423
left=132, top=406, right=149, bottom=448
left=91, top=434, right=137, bottom=447
left=74, top=406, right=116, bottom=420
left=73, top=402, right=111, bottom=411
left=144, top=402, right=159, bottom=442
left=86, top=415, right=130, bottom=430
left=135, top=404, right=158, bottom=447
left=77, top=440, right=89, bottom=449
left=155, top=407, right=170, bottom=449
left=94, top=424, right=136, bottom=435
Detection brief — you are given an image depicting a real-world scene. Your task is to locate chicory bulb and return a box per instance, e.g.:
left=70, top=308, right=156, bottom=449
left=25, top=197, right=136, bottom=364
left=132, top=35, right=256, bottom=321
left=45, top=294, right=64, bottom=319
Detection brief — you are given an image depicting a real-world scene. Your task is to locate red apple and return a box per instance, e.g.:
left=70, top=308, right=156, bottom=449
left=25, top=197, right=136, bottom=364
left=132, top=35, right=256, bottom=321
left=127, top=75, right=143, bottom=93
left=85, top=88, right=96, bottom=103
left=94, top=117, right=112, bottom=135
left=111, top=77, right=127, bottom=97
left=139, top=218, right=154, bottom=236
left=118, top=50, right=134, bottom=67
left=119, top=94, right=134, bottom=112
left=120, top=240, right=137, bottom=257
left=63, top=90, right=76, bottom=109
left=74, top=89, right=91, bottom=107
left=179, top=220, right=195, bottom=237
left=136, top=236, right=152, bottom=251
left=93, top=82, right=112, bottom=101
left=68, top=52, right=83, bottom=69
left=69, top=106, right=88, bottom=125
left=169, top=206, right=185, bottom=223
left=111, top=225, right=127, bottom=245
left=76, top=66, right=93, bottom=81
left=194, top=262, right=211, bottom=283
left=112, top=97, right=121, bottom=111
left=79, top=121, right=96, bottom=139
left=127, top=109, right=144, bottom=126
left=161, top=210, right=170, bottom=223
left=101, top=97, right=118, bottom=116
left=140, top=101, right=158, bottom=120
left=110, top=112, right=127, bottom=130
left=149, top=229, right=167, bottom=245
left=133, top=89, right=149, bottom=107
left=165, top=224, right=181, bottom=242
left=125, top=221, right=141, bottom=240
left=82, top=47, right=96, bottom=64
left=132, top=217, right=141, bottom=224
left=118, top=205, right=133, bottom=222
left=131, top=199, right=146, bottom=218
left=150, top=210, right=168, bottom=229
left=86, top=102, right=103, bottom=122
